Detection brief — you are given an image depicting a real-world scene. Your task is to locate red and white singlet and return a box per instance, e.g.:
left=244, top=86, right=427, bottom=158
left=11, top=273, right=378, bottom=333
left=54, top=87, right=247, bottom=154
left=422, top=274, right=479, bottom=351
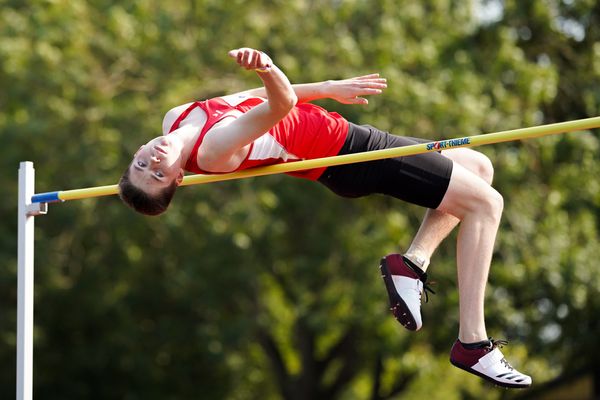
left=168, top=94, right=348, bottom=180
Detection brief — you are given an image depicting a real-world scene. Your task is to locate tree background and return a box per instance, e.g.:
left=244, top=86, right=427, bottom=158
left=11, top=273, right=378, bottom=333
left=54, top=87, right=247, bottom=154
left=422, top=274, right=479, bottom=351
left=2, top=0, right=600, bottom=399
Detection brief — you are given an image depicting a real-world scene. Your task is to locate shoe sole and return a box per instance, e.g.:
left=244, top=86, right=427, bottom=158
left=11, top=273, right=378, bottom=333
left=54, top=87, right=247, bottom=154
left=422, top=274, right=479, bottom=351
left=450, top=359, right=531, bottom=389
left=379, top=257, right=418, bottom=331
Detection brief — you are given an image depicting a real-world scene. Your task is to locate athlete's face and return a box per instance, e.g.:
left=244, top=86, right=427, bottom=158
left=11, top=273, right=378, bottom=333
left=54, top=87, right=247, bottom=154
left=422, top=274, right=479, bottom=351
left=128, top=135, right=185, bottom=195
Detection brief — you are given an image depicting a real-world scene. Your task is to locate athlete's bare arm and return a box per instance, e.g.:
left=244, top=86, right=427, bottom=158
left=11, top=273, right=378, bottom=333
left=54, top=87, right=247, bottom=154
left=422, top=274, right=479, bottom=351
left=240, top=74, right=387, bottom=105
left=198, top=48, right=297, bottom=171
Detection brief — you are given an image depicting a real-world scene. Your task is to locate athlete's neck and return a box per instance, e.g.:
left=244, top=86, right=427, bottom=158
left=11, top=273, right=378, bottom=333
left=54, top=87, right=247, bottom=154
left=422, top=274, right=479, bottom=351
left=170, top=124, right=203, bottom=169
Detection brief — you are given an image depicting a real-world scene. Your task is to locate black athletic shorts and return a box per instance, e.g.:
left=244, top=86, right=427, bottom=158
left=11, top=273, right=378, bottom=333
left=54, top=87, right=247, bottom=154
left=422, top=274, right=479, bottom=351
left=317, top=123, right=453, bottom=209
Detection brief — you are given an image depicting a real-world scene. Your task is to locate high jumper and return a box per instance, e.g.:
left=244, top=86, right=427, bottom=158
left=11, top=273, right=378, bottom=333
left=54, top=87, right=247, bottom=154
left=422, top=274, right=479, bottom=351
left=118, top=47, right=530, bottom=387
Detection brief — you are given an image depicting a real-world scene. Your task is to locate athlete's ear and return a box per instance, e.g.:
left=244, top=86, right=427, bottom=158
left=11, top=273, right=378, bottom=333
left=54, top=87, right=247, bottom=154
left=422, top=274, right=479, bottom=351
left=175, top=169, right=184, bottom=186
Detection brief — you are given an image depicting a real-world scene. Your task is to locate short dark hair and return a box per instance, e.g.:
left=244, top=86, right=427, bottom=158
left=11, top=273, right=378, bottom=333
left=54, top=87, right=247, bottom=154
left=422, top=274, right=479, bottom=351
left=118, top=165, right=178, bottom=216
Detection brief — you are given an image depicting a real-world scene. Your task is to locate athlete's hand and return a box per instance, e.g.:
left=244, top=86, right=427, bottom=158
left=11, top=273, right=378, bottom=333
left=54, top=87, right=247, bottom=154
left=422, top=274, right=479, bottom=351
left=326, top=74, right=387, bottom=105
left=228, top=48, right=273, bottom=72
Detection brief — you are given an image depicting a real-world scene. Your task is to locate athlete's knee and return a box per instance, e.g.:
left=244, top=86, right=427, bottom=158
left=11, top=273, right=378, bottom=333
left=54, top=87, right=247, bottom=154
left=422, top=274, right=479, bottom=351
left=478, top=186, right=504, bottom=222
left=444, top=149, right=494, bottom=184
left=438, top=162, right=502, bottom=220
left=475, top=152, right=494, bottom=184
left=463, top=151, right=494, bottom=184
left=461, top=183, right=503, bottom=221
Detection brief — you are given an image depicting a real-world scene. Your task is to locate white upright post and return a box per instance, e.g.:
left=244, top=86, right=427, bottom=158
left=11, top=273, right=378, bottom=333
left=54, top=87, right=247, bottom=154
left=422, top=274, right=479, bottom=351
left=17, top=162, right=45, bottom=400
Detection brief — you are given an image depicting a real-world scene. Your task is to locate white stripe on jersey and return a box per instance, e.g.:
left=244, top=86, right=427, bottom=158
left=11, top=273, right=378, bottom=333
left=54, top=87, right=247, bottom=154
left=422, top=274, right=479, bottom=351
left=249, top=134, right=300, bottom=162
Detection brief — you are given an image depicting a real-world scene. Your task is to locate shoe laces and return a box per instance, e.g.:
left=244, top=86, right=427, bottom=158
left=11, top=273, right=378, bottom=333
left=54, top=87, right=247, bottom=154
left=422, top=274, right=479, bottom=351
left=489, top=338, right=508, bottom=348
left=422, top=281, right=436, bottom=303
left=403, top=259, right=436, bottom=303
left=416, top=271, right=436, bottom=303
left=402, top=256, right=435, bottom=303
left=488, top=338, right=514, bottom=371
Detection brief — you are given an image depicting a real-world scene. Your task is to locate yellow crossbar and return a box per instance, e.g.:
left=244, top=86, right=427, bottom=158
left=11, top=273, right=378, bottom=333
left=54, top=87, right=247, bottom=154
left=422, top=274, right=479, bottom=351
left=39, top=116, right=600, bottom=203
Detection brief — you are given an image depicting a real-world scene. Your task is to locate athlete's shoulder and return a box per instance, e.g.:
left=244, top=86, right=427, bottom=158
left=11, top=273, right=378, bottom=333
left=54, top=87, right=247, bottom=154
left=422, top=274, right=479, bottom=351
left=162, top=102, right=196, bottom=134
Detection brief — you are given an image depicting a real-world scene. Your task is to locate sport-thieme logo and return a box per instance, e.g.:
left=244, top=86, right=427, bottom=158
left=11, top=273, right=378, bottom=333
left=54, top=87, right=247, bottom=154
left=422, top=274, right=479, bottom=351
left=426, top=137, right=471, bottom=151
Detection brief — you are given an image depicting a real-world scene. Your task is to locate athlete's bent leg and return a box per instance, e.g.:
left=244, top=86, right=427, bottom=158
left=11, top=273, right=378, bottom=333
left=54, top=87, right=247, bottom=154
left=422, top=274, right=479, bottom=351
left=437, top=160, right=531, bottom=387
left=385, top=148, right=531, bottom=387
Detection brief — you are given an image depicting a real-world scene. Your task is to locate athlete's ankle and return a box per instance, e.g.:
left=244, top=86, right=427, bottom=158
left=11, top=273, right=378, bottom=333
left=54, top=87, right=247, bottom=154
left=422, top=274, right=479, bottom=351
left=403, top=251, right=430, bottom=271
left=458, top=332, right=489, bottom=344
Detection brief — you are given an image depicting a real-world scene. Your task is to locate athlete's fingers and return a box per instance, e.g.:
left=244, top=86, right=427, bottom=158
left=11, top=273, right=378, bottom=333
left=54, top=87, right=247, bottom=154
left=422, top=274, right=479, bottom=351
left=355, top=88, right=384, bottom=95
left=342, top=97, right=369, bottom=105
left=353, top=75, right=387, bottom=85
left=355, top=73, right=381, bottom=80
left=232, top=50, right=246, bottom=68
left=229, top=48, right=250, bottom=66
left=229, top=49, right=272, bottom=71
left=355, top=82, right=387, bottom=90
left=356, top=77, right=387, bottom=84
left=248, top=50, right=259, bottom=69
left=228, top=49, right=240, bottom=58
left=241, top=49, right=252, bottom=67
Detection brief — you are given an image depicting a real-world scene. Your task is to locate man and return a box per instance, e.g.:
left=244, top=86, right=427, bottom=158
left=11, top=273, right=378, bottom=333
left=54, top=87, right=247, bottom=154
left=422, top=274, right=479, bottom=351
left=119, top=47, right=531, bottom=388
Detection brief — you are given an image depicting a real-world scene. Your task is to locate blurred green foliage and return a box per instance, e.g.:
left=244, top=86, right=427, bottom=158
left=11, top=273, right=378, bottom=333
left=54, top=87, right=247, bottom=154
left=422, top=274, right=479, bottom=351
left=2, top=0, right=600, bottom=399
